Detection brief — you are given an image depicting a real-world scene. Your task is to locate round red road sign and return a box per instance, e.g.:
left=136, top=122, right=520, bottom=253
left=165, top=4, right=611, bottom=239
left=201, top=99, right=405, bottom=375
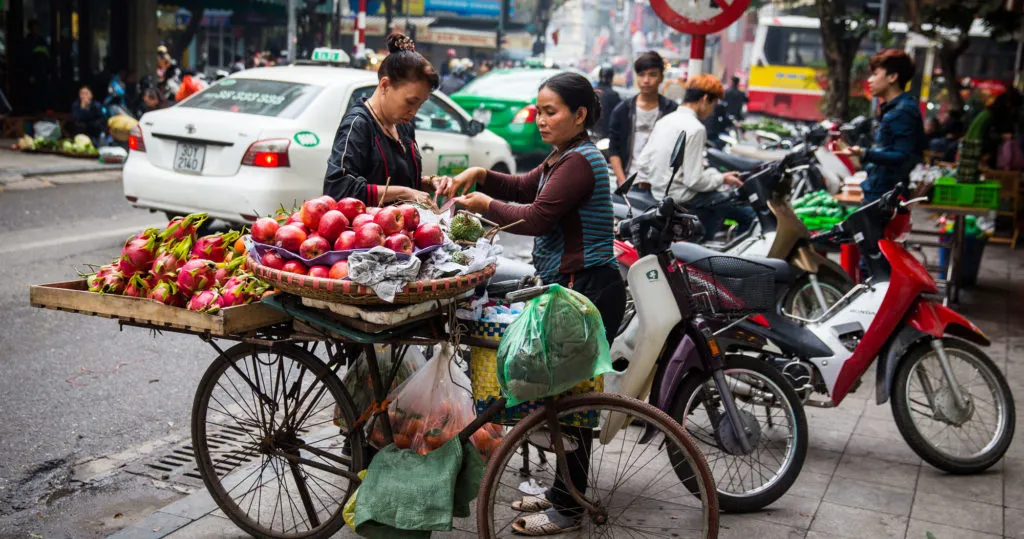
left=649, top=0, right=752, bottom=35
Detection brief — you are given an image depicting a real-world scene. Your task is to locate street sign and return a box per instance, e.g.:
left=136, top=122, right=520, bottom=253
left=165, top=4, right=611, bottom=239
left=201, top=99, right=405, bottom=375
left=648, top=0, right=751, bottom=35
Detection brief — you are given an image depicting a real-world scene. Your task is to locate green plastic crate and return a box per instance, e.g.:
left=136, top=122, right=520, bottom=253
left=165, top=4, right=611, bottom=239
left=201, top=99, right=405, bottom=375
left=971, top=181, right=1000, bottom=209
left=931, top=177, right=1000, bottom=209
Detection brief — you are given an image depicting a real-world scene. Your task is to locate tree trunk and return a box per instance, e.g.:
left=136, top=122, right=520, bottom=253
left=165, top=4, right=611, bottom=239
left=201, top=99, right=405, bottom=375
left=938, top=30, right=971, bottom=113
left=817, top=0, right=860, bottom=120
left=173, top=8, right=205, bottom=63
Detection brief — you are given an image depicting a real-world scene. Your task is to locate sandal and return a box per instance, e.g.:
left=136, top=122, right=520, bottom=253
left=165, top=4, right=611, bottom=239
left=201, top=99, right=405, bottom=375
left=511, top=510, right=581, bottom=536
left=511, top=495, right=553, bottom=512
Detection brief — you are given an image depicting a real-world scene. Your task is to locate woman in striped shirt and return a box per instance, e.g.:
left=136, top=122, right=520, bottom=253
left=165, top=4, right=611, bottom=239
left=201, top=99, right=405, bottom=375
left=440, top=72, right=626, bottom=535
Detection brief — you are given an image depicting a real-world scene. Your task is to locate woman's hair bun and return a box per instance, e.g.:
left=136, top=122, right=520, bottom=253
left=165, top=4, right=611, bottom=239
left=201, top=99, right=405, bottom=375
left=387, top=32, right=416, bottom=54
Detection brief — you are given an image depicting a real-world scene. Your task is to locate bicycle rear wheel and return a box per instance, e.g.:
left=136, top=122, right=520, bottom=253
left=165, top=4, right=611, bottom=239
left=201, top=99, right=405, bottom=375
left=192, top=342, right=364, bottom=539
left=477, top=393, right=718, bottom=538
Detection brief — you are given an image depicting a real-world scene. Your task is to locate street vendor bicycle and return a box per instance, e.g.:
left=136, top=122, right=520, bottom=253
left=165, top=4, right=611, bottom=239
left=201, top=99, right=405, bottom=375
left=189, top=287, right=720, bottom=539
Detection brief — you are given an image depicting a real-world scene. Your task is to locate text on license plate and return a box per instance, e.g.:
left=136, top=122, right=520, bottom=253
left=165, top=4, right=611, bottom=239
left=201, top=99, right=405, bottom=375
left=473, top=109, right=492, bottom=125
left=174, top=143, right=206, bottom=173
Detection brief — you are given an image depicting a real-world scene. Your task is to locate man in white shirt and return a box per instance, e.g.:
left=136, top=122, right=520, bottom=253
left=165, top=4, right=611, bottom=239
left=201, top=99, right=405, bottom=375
left=635, top=74, right=755, bottom=241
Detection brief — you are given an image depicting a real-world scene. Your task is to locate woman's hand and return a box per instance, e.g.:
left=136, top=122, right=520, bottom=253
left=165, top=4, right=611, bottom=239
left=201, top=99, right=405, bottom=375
left=438, top=167, right=486, bottom=198
left=384, top=186, right=434, bottom=208
left=835, top=146, right=863, bottom=158
left=454, top=192, right=493, bottom=214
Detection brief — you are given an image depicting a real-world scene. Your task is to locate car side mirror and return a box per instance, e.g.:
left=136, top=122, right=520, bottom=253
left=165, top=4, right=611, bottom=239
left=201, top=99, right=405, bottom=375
left=467, top=120, right=485, bottom=137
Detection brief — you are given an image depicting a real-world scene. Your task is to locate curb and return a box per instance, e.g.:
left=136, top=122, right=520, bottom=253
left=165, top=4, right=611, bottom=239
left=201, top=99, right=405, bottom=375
left=19, top=163, right=123, bottom=177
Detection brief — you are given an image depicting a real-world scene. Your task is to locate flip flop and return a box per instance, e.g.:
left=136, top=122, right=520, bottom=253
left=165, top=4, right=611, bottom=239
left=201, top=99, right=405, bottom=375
left=511, top=511, right=582, bottom=536
left=511, top=494, right=553, bottom=513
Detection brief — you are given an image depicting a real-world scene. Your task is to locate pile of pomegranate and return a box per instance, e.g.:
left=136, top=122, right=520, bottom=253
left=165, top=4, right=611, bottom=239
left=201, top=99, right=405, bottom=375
left=250, top=195, right=446, bottom=277
left=84, top=213, right=269, bottom=313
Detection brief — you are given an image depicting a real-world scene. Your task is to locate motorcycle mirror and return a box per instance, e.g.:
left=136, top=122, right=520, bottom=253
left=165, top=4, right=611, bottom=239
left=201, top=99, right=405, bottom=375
left=615, top=172, right=638, bottom=197
left=670, top=132, right=687, bottom=174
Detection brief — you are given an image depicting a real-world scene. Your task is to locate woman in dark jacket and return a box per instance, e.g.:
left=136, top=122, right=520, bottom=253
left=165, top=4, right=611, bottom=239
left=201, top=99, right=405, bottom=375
left=323, top=32, right=440, bottom=206
left=440, top=72, right=626, bottom=536
left=71, top=86, right=106, bottom=143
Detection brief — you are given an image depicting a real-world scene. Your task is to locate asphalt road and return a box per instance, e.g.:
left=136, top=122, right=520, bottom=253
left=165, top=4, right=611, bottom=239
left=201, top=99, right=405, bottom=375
left=0, top=177, right=534, bottom=538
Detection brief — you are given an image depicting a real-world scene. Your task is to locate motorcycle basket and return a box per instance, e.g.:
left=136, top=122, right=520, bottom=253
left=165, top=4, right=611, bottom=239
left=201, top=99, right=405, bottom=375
left=682, top=256, right=775, bottom=317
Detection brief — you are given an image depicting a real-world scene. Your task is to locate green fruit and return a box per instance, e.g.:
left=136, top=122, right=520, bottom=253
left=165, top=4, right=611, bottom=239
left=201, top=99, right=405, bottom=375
left=450, top=214, right=485, bottom=243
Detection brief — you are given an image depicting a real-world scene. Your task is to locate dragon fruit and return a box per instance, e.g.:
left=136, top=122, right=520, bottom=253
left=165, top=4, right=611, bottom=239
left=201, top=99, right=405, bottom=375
left=118, top=228, right=161, bottom=276
left=87, top=264, right=126, bottom=294
left=123, top=274, right=153, bottom=298
left=160, top=213, right=208, bottom=244
left=213, top=256, right=245, bottom=287
left=218, top=275, right=268, bottom=307
left=187, top=289, right=222, bottom=313
left=151, top=238, right=193, bottom=280
left=147, top=280, right=179, bottom=305
left=176, top=259, right=217, bottom=296
left=191, top=230, right=242, bottom=263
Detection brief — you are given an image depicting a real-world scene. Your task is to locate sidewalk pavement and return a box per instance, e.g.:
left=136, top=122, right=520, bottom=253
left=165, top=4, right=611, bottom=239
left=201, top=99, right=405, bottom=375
left=0, top=142, right=122, bottom=184
left=108, top=241, right=1024, bottom=539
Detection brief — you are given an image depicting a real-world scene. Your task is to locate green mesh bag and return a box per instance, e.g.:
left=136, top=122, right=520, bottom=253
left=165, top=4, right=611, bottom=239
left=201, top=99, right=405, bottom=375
left=496, top=284, right=614, bottom=406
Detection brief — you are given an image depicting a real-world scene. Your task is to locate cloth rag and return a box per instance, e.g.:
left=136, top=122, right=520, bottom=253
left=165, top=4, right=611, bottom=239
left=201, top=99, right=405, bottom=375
left=348, top=247, right=422, bottom=302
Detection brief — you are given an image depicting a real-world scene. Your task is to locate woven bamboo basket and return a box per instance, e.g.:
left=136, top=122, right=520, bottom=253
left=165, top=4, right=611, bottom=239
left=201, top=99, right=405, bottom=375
left=245, top=253, right=495, bottom=305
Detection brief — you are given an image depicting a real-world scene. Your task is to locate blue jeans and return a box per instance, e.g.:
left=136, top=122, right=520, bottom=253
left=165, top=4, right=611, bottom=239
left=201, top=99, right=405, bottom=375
left=687, top=191, right=757, bottom=242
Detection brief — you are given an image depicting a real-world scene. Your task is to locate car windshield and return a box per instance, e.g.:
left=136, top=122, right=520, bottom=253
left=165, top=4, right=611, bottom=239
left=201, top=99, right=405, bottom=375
left=179, top=79, right=323, bottom=119
left=457, top=70, right=560, bottom=101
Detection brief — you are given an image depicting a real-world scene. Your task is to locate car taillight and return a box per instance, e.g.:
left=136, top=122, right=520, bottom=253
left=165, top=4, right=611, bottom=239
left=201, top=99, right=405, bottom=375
left=242, top=139, right=290, bottom=168
left=128, top=125, right=145, bottom=152
left=511, top=105, right=537, bottom=124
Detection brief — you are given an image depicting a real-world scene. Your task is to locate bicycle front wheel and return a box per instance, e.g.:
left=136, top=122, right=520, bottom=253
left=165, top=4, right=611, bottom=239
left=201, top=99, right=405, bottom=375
left=192, top=343, right=364, bottom=539
left=477, top=393, right=718, bottom=538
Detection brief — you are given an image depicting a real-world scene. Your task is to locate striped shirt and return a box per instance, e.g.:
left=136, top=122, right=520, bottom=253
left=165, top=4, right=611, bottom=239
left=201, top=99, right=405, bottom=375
left=482, top=140, right=617, bottom=282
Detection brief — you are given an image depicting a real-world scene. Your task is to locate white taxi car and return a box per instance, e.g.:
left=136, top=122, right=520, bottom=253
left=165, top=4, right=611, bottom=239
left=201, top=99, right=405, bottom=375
left=123, top=55, right=515, bottom=224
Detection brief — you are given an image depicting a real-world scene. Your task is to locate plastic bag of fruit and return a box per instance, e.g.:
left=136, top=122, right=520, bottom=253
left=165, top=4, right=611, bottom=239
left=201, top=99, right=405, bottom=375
left=370, top=344, right=503, bottom=461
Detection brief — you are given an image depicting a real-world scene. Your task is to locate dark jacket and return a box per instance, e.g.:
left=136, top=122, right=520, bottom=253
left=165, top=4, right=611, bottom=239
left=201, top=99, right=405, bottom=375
left=594, top=83, right=622, bottom=138
left=724, top=87, right=747, bottom=120
left=861, top=92, right=926, bottom=198
left=71, top=100, right=105, bottom=138
left=323, top=99, right=423, bottom=205
left=607, top=95, right=677, bottom=175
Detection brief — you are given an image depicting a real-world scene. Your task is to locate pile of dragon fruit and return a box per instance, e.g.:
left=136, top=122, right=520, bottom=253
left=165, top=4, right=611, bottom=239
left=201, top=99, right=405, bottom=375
left=85, top=213, right=269, bottom=313
left=249, top=195, right=445, bottom=278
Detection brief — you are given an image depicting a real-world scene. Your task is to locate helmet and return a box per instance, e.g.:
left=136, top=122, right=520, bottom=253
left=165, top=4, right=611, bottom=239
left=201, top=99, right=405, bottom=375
left=599, top=64, right=614, bottom=85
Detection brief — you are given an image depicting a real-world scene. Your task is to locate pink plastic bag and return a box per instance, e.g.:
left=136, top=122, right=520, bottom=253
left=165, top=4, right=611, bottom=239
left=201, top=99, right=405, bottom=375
left=996, top=139, right=1024, bottom=171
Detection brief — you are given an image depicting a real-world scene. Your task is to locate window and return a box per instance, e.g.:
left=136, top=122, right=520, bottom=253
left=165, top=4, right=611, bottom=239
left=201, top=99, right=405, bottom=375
left=179, top=79, right=322, bottom=118
left=347, top=85, right=374, bottom=112
left=458, top=70, right=558, bottom=101
left=415, top=97, right=466, bottom=134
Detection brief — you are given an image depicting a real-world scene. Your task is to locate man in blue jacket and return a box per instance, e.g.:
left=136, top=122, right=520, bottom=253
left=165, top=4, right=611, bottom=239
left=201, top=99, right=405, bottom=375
left=838, top=49, right=926, bottom=202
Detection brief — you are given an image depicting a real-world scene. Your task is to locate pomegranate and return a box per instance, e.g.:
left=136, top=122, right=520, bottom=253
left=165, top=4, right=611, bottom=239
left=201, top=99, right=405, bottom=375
left=329, top=261, right=349, bottom=280
left=274, top=225, right=308, bottom=253
left=147, top=281, right=179, bottom=305
left=300, top=198, right=331, bottom=230
left=119, top=227, right=161, bottom=276
left=337, top=198, right=366, bottom=222
left=176, top=259, right=217, bottom=296
left=317, top=210, right=349, bottom=243
left=251, top=218, right=280, bottom=244
left=315, top=195, right=338, bottom=211
left=299, top=236, right=331, bottom=259
left=261, top=251, right=286, bottom=270
left=287, top=211, right=303, bottom=225
left=334, top=230, right=357, bottom=251
left=188, top=289, right=222, bottom=313
left=151, top=238, right=192, bottom=279
left=124, top=274, right=152, bottom=298
left=351, top=213, right=374, bottom=229
left=374, top=207, right=405, bottom=236
left=308, top=265, right=331, bottom=278
left=398, top=204, right=420, bottom=231
left=355, top=223, right=386, bottom=248
left=192, top=230, right=241, bottom=263
left=282, top=260, right=309, bottom=275
left=384, top=234, right=414, bottom=254
left=413, top=223, right=444, bottom=249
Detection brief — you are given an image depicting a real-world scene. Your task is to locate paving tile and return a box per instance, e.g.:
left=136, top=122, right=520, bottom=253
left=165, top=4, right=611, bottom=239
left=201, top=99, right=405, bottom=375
left=1005, top=458, right=1024, bottom=510
left=844, top=433, right=922, bottom=466
left=823, top=476, right=914, bottom=517
left=106, top=511, right=193, bottom=539
left=833, top=453, right=920, bottom=490
left=718, top=515, right=806, bottom=539
left=156, top=489, right=219, bottom=520
left=809, top=428, right=852, bottom=454
left=853, top=416, right=906, bottom=442
left=915, top=467, right=1004, bottom=507
left=810, top=501, right=908, bottom=539
left=746, top=493, right=819, bottom=530
left=161, top=513, right=252, bottom=538
left=802, top=448, right=842, bottom=475
left=787, top=470, right=832, bottom=500
left=910, top=492, right=1003, bottom=536
left=905, top=518, right=1003, bottom=539
left=1005, top=507, right=1024, bottom=539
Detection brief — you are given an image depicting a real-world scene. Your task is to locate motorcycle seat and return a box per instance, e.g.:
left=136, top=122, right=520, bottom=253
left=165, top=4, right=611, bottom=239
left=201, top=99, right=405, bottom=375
left=706, top=147, right=764, bottom=172
left=670, top=242, right=795, bottom=285
left=612, top=188, right=659, bottom=213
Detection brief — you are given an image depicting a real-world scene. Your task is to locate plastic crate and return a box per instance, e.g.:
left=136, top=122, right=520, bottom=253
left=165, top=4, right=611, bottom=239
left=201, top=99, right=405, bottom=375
left=931, top=177, right=1000, bottom=209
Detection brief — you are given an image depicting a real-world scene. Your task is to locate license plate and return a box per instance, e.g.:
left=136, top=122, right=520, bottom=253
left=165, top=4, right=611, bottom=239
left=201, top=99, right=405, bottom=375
left=174, top=143, right=206, bottom=173
left=473, top=108, right=492, bottom=126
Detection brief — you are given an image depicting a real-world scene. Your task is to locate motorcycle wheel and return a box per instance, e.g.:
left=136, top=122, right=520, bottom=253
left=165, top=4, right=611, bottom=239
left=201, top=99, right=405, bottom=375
left=668, top=355, right=808, bottom=513
left=891, top=338, right=1015, bottom=474
left=781, top=272, right=851, bottom=319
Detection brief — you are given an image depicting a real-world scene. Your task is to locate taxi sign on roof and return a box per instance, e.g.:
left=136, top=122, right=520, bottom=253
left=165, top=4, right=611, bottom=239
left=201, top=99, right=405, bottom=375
left=311, top=48, right=351, bottom=64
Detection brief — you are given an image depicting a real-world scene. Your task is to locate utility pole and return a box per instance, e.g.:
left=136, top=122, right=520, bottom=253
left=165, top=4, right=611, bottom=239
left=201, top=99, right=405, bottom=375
left=356, top=0, right=367, bottom=54
left=288, top=0, right=298, bottom=62
left=496, top=0, right=510, bottom=59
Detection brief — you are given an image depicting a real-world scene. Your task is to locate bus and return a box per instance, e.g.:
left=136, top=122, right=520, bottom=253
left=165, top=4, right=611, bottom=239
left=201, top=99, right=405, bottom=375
left=747, top=15, right=1016, bottom=121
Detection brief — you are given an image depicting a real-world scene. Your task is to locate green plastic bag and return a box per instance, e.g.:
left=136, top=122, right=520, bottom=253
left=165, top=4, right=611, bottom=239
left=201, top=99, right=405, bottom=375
left=496, top=284, right=614, bottom=406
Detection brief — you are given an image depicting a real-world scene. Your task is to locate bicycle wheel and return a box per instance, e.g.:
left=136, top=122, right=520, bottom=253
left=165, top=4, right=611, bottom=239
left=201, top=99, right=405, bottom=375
left=192, top=343, right=364, bottom=539
left=669, top=355, right=807, bottom=513
left=477, top=393, right=718, bottom=538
